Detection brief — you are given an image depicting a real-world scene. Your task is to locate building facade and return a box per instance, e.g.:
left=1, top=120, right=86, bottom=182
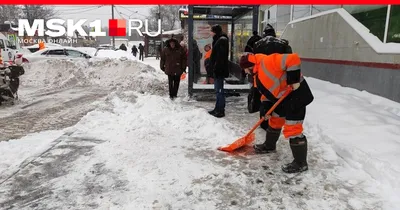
left=260, top=5, right=400, bottom=43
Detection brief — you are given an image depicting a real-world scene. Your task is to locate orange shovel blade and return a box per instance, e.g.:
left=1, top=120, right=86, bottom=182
left=180, top=73, right=186, bottom=80
left=218, top=133, right=255, bottom=152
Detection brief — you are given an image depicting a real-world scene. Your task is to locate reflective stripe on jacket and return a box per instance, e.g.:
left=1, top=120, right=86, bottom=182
left=248, top=53, right=302, bottom=102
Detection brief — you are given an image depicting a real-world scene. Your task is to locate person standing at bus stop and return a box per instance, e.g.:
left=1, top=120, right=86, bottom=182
left=208, top=24, right=229, bottom=118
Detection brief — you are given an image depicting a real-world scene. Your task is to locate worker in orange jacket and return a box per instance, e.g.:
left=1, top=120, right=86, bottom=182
left=203, top=44, right=214, bottom=84
left=240, top=52, right=314, bottom=173
left=38, top=41, right=45, bottom=50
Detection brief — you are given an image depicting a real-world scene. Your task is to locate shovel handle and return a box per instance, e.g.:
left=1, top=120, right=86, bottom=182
left=244, top=87, right=293, bottom=136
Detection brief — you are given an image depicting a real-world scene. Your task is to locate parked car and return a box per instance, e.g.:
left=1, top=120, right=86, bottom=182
left=23, top=47, right=92, bottom=63
left=94, top=47, right=118, bottom=56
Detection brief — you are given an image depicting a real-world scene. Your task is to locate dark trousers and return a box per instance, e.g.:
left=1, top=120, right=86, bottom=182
left=133, top=52, right=137, bottom=57
left=214, top=78, right=225, bottom=112
left=139, top=53, right=144, bottom=61
left=259, top=79, right=314, bottom=138
left=168, top=75, right=181, bottom=98
left=259, top=101, right=269, bottom=130
left=260, top=99, right=306, bottom=139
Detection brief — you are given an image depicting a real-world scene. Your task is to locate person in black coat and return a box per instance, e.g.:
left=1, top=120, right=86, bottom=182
left=131, top=45, right=138, bottom=57
left=119, top=43, right=127, bottom=51
left=245, top=31, right=262, bottom=53
left=253, top=24, right=292, bottom=55
left=138, top=43, right=144, bottom=61
left=242, top=31, right=262, bottom=84
left=208, top=24, right=229, bottom=118
left=192, top=39, right=202, bottom=82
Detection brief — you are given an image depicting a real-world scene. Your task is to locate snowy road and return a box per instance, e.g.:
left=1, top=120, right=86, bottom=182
left=0, top=57, right=399, bottom=210
left=0, top=87, right=109, bottom=141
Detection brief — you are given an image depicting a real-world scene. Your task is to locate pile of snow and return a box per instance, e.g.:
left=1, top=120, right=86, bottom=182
left=44, top=92, right=245, bottom=209
left=2, top=78, right=400, bottom=208
left=95, top=49, right=136, bottom=60
left=22, top=58, right=167, bottom=95
left=23, top=89, right=399, bottom=209
left=305, top=77, right=400, bottom=208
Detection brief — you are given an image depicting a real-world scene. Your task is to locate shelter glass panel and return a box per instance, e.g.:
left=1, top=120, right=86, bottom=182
left=232, top=10, right=253, bottom=84
left=192, top=20, right=231, bottom=84
left=387, top=5, right=400, bottom=43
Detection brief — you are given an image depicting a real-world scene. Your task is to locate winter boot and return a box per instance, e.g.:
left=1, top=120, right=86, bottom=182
left=282, top=136, right=308, bottom=173
left=208, top=109, right=216, bottom=115
left=253, top=127, right=281, bottom=154
left=212, top=110, right=225, bottom=118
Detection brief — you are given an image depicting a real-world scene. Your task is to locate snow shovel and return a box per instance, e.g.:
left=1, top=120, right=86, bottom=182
left=218, top=87, right=293, bottom=152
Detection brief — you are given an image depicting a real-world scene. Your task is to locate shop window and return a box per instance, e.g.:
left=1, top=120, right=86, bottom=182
left=387, top=5, right=400, bottom=43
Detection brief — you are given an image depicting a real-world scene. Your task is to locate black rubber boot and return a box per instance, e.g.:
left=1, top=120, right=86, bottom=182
left=212, top=110, right=225, bottom=118
left=208, top=109, right=216, bottom=115
left=282, top=136, right=308, bottom=173
left=253, top=127, right=281, bottom=154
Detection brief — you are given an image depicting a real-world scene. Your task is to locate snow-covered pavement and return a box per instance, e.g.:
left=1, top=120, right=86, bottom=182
left=0, top=57, right=399, bottom=209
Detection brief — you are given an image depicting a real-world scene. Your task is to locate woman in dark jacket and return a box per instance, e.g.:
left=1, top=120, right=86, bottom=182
left=160, top=38, right=187, bottom=99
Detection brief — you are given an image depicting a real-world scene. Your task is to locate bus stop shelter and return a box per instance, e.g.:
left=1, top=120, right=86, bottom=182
left=186, top=5, right=259, bottom=97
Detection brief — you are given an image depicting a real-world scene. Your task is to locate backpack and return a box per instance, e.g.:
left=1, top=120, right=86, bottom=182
left=253, top=36, right=292, bottom=55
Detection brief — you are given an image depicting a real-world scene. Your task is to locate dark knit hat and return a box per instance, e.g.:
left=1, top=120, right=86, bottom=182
left=211, top=24, right=222, bottom=34
left=239, top=53, right=255, bottom=69
left=263, top=23, right=276, bottom=37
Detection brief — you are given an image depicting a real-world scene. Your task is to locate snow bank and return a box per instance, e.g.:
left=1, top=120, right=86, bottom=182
left=306, top=77, right=400, bottom=207
left=0, top=130, right=64, bottom=177
left=48, top=92, right=246, bottom=209
left=95, top=49, right=136, bottom=60
left=22, top=58, right=167, bottom=95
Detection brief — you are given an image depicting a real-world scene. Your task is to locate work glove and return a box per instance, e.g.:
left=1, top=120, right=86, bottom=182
left=291, top=83, right=300, bottom=90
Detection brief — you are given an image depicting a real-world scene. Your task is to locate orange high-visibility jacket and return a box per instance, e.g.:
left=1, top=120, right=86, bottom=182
left=248, top=53, right=302, bottom=101
left=204, top=50, right=212, bottom=60
left=39, top=42, right=45, bottom=50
